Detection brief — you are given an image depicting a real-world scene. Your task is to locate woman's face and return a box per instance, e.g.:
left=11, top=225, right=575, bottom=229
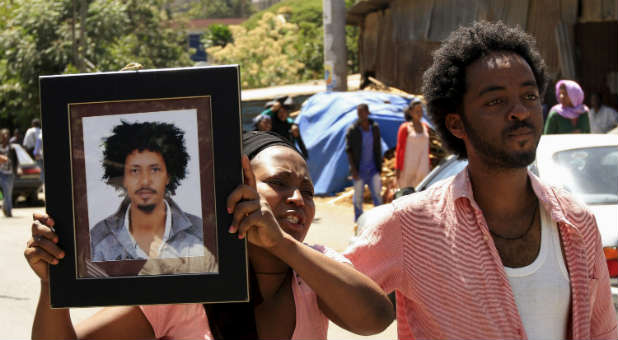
left=251, top=146, right=315, bottom=242
left=257, top=117, right=272, bottom=131
left=558, top=85, right=573, bottom=107
left=411, top=104, right=423, bottom=121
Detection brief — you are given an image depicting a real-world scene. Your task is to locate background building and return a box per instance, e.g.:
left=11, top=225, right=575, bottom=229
left=347, top=0, right=618, bottom=108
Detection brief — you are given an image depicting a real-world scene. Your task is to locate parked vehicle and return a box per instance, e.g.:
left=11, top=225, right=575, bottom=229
left=0, top=144, right=42, bottom=204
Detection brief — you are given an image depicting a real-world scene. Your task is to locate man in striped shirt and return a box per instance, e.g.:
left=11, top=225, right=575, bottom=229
left=345, top=21, right=617, bottom=339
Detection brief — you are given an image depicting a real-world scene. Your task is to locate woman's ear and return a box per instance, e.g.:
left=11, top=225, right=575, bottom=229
left=445, top=113, right=466, bottom=140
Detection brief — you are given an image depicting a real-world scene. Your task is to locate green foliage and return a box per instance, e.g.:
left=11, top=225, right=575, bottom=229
left=203, top=24, right=233, bottom=48
left=189, top=0, right=254, bottom=19
left=207, top=12, right=304, bottom=88
left=0, top=0, right=193, bottom=130
left=241, top=0, right=359, bottom=82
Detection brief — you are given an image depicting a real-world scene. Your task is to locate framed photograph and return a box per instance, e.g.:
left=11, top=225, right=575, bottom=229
left=39, top=66, right=247, bottom=308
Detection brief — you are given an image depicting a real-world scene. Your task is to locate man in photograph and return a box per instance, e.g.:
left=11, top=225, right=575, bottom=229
left=91, top=121, right=214, bottom=264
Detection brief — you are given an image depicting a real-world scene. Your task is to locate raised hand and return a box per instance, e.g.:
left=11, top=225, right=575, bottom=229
left=226, top=155, right=285, bottom=249
left=24, top=213, right=64, bottom=282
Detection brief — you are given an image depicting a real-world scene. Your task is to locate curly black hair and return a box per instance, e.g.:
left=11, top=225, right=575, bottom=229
left=101, top=121, right=189, bottom=195
left=422, top=21, right=547, bottom=159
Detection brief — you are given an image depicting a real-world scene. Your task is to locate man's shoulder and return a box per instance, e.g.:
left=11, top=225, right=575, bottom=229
left=392, top=178, right=454, bottom=217
left=90, top=212, right=125, bottom=247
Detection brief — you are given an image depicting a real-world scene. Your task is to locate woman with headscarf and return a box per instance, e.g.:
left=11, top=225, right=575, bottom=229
left=544, top=80, right=591, bottom=134
left=395, top=100, right=431, bottom=189
left=25, top=131, right=394, bottom=339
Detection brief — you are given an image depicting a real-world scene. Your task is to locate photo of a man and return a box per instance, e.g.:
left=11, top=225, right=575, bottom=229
left=90, top=121, right=207, bottom=262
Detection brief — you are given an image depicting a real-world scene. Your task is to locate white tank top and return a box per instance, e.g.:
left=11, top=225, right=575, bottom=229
left=505, top=204, right=571, bottom=340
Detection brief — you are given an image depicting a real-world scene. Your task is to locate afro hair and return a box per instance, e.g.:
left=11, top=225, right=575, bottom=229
left=422, top=21, right=547, bottom=159
left=101, top=121, right=189, bottom=195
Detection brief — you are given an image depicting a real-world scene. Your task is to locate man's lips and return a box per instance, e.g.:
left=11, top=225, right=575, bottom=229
left=507, top=127, right=534, bottom=137
left=135, top=189, right=156, bottom=199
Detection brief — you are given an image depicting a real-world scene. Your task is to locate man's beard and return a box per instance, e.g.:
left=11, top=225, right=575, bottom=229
left=136, top=204, right=156, bottom=213
left=462, top=116, right=538, bottom=169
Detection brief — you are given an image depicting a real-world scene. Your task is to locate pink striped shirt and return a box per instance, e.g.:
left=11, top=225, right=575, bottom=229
left=345, top=168, right=617, bottom=339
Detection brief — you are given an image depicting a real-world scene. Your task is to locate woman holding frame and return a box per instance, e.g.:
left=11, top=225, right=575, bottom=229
left=24, top=131, right=394, bottom=339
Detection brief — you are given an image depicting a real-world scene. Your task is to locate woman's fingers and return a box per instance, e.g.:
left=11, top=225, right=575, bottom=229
left=33, top=212, right=55, bottom=229
left=30, top=235, right=65, bottom=261
left=230, top=200, right=261, bottom=232
left=226, top=184, right=259, bottom=214
left=31, top=220, right=58, bottom=244
left=241, top=155, right=256, bottom=189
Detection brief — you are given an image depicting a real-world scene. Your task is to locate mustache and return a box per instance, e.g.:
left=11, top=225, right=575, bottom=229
left=135, top=188, right=157, bottom=195
left=503, top=120, right=536, bottom=135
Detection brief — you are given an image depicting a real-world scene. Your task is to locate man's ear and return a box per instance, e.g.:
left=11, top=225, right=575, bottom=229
left=445, top=113, right=466, bottom=139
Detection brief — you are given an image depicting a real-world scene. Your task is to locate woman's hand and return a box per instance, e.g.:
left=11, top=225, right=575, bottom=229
left=24, top=213, right=64, bottom=282
left=227, top=155, right=286, bottom=249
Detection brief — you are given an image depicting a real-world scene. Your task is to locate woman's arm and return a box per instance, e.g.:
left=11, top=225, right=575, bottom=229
left=26, top=214, right=156, bottom=340
left=395, top=123, right=407, bottom=172
left=270, top=236, right=395, bottom=335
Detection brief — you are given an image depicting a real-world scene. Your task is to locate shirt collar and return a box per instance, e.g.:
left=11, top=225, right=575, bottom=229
left=452, top=165, right=578, bottom=230
left=122, top=200, right=172, bottom=258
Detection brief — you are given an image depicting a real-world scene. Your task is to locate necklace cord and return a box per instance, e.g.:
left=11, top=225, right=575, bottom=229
left=490, top=203, right=538, bottom=241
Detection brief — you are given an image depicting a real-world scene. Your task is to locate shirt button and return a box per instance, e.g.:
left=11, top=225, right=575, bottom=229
left=483, top=235, right=489, bottom=241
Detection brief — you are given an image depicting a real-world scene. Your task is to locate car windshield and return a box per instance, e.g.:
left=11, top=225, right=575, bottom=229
left=551, top=146, right=618, bottom=204
left=12, top=144, right=35, bottom=165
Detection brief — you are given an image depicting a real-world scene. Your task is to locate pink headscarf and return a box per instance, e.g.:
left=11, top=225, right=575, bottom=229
left=550, top=80, right=589, bottom=119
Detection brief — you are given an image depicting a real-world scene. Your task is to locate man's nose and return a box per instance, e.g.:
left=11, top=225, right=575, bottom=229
left=139, top=171, right=152, bottom=185
left=508, top=99, right=531, bottom=121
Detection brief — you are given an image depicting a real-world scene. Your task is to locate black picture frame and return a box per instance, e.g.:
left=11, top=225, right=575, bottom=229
left=39, top=65, right=248, bottom=308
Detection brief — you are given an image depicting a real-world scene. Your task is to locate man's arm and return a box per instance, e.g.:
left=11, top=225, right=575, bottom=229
left=345, top=127, right=359, bottom=179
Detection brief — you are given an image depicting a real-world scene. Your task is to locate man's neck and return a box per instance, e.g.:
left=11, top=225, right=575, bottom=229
left=129, top=201, right=166, bottom=235
left=467, top=157, right=535, bottom=219
left=592, top=105, right=601, bottom=112
left=359, top=120, right=370, bottom=130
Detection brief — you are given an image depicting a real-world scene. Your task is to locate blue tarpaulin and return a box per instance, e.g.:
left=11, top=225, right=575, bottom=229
left=296, top=91, right=426, bottom=195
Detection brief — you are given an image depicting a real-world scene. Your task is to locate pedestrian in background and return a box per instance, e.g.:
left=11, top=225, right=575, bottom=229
left=0, top=129, right=18, bottom=217
left=252, top=114, right=272, bottom=132
left=544, top=80, right=590, bottom=134
left=395, top=100, right=430, bottom=189
left=589, top=92, right=618, bottom=133
left=23, top=118, right=42, bottom=157
left=33, top=131, right=44, bottom=183
left=9, top=128, right=22, bottom=144
left=261, top=97, right=308, bottom=158
left=345, top=103, right=383, bottom=221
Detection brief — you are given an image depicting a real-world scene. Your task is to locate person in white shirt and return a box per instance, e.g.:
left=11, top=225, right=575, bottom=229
left=589, top=92, right=618, bottom=133
left=23, top=118, right=41, bottom=157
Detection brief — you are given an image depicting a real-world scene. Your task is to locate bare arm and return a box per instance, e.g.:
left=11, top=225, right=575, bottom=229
left=26, top=214, right=156, bottom=340
left=270, top=236, right=394, bottom=335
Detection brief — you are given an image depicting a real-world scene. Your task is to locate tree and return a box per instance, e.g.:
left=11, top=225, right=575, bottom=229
left=0, top=0, right=193, bottom=130
left=188, top=0, right=254, bottom=19
left=241, top=0, right=359, bottom=82
left=206, top=12, right=304, bottom=88
left=203, top=24, right=233, bottom=48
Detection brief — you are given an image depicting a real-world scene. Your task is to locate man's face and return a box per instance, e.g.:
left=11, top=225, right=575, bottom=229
left=448, top=51, right=543, bottom=169
left=591, top=93, right=600, bottom=109
left=123, top=150, right=170, bottom=212
left=277, top=106, right=289, bottom=121
left=357, top=107, right=369, bottom=123
left=1, top=131, right=9, bottom=143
